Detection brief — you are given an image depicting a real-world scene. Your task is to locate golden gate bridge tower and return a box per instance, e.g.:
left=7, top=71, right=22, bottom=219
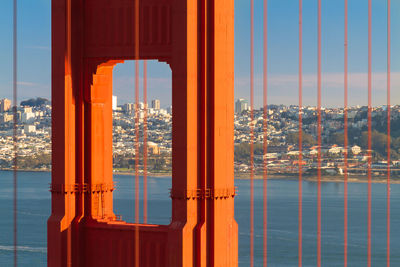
left=48, top=0, right=237, bottom=266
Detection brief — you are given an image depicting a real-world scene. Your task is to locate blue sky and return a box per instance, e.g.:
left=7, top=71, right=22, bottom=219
left=0, top=0, right=398, bottom=108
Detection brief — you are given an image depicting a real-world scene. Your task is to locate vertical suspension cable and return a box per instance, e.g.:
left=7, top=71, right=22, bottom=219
left=367, top=0, right=372, bottom=266
left=344, top=0, right=348, bottom=266
left=386, top=1, right=391, bottom=266
left=134, top=64, right=140, bottom=263
left=197, top=0, right=207, bottom=264
left=317, top=0, right=322, bottom=266
left=13, top=0, right=18, bottom=266
left=143, top=61, right=148, bottom=224
left=263, top=0, right=268, bottom=266
left=298, top=1, right=303, bottom=266
left=134, top=62, right=140, bottom=263
left=134, top=0, right=140, bottom=265
left=250, top=0, right=255, bottom=265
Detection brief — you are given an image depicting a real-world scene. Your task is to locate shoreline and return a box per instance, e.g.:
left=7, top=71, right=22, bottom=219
left=235, top=173, right=400, bottom=184
left=113, top=171, right=172, bottom=177
left=1, top=169, right=399, bottom=184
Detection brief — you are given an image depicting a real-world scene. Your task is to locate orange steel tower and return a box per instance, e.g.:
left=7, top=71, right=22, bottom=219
left=48, top=0, right=237, bottom=266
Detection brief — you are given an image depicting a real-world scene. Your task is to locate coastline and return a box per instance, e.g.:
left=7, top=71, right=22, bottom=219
left=235, top=173, right=400, bottom=184
left=113, top=171, right=172, bottom=177
left=1, top=168, right=399, bottom=184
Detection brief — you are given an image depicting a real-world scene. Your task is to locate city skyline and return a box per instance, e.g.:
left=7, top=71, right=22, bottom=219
left=1, top=95, right=398, bottom=110
left=2, top=98, right=400, bottom=173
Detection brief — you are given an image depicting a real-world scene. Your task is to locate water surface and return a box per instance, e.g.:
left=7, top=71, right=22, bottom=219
left=0, top=171, right=399, bottom=266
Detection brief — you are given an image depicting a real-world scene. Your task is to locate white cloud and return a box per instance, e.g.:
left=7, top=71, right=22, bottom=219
left=17, top=81, right=37, bottom=86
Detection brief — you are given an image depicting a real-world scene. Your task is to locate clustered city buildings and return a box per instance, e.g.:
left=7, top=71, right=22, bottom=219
left=0, top=96, right=172, bottom=172
left=0, top=98, right=51, bottom=170
left=1, top=97, right=399, bottom=178
left=234, top=99, right=400, bottom=177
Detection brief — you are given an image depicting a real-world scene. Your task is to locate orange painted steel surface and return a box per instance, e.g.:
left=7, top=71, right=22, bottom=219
left=48, top=0, right=237, bottom=266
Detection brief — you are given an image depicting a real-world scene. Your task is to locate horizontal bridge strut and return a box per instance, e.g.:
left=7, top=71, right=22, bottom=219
left=50, top=183, right=115, bottom=194
left=170, top=187, right=236, bottom=200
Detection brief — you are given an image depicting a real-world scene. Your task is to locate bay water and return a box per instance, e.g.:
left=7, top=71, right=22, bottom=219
left=1, top=170, right=399, bottom=266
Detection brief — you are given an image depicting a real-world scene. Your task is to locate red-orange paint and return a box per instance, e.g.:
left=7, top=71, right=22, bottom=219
left=344, top=0, right=348, bottom=266
left=387, top=2, right=391, bottom=266
left=48, top=0, right=237, bottom=266
left=12, top=0, right=18, bottom=265
left=368, top=1, right=372, bottom=266
left=143, top=60, right=148, bottom=224
left=317, top=1, right=322, bottom=265
left=263, top=0, right=268, bottom=266
left=298, top=1, right=303, bottom=266
left=250, top=0, right=255, bottom=266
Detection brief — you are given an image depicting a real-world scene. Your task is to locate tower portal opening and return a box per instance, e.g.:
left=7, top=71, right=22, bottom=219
left=111, top=60, right=172, bottom=225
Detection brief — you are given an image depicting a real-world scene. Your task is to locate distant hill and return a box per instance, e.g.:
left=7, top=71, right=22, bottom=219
left=20, top=97, right=50, bottom=107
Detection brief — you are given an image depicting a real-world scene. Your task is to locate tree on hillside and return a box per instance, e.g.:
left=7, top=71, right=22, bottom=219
left=328, top=132, right=344, bottom=145
left=20, top=97, right=50, bottom=107
left=356, top=130, right=400, bottom=160
left=234, top=143, right=265, bottom=164
left=286, top=131, right=316, bottom=146
left=360, top=130, right=387, bottom=155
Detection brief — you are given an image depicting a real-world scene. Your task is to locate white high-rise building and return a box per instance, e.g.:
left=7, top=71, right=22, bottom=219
left=22, top=112, right=35, bottom=123
left=112, top=95, right=117, bottom=111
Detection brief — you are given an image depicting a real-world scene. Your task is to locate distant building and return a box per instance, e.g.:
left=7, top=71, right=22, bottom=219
left=0, top=113, right=13, bottom=124
left=152, top=99, right=160, bottom=110
left=328, top=145, right=342, bottom=154
left=147, top=142, right=160, bottom=155
left=23, top=107, right=33, bottom=113
left=235, top=98, right=248, bottom=114
left=22, top=112, right=35, bottom=123
left=351, top=145, right=361, bottom=155
left=112, top=96, right=118, bottom=111
left=0, top=98, right=11, bottom=112
left=24, top=125, right=36, bottom=134
left=287, top=150, right=300, bottom=156
left=138, top=102, right=145, bottom=110
left=309, top=149, right=318, bottom=155
left=123, top=103, right=134, bottom=113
